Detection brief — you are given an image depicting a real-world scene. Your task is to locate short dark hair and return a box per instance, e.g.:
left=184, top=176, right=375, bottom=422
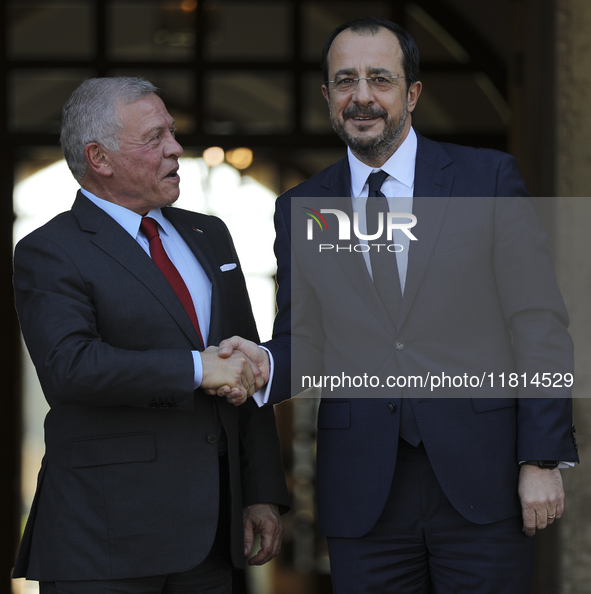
left=321, top=17, right=420, bottom=90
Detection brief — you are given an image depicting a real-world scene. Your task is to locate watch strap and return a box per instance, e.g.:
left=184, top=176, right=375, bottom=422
left=522, top=460, right=559, bottom=469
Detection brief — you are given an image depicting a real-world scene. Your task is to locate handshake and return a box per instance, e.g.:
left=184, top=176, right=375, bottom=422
left=201, top=336, right=269, bottom=406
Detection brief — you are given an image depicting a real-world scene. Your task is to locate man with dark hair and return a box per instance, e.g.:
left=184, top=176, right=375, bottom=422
left=12, top=77, right=289, bottom=594
left=321, top=17, right=421, bottom=90
left=218, top=17, right=577, bottom=593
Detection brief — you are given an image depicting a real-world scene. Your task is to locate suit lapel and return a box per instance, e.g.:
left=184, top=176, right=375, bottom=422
left=320, top=159, right=397, bottom=332
left=72, top=194, right=204, bottom=349
left=413, top=134, right=455, bottom=199
left=164, top=208, right=226, bottom=346
left=398, top=135, right=454, bottom=329
left=321, top=157, right=352, bottom=198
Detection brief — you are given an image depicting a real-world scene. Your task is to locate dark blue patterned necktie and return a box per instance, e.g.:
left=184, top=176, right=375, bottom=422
left=365, top=171, right=421, bottom=446
left=365, top=171, right=402, bottom=324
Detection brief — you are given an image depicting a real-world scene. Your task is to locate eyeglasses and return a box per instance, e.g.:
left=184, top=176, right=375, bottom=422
left=327, top=75, right=406, bottom=93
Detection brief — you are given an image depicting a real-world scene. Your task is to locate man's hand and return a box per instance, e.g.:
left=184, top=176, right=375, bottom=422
left=518, top=464, right=565, bottom=536
left=243, top=503, right=283, bottom=566
left=205, top=336, right=270, bottom=406
left=219, top=336, right=270, bottom=381
left=200, top=345, right=264, bottom=401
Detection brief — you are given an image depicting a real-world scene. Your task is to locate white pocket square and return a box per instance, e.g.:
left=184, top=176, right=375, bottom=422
left=220, top=263, right=237, bottom=272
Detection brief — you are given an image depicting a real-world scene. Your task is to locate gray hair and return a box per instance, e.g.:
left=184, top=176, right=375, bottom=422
left=60, top=77, right=159, bottom=182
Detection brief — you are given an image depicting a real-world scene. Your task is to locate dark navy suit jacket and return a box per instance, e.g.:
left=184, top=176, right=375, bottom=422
left=263, top=133, right=577, bottom=538
left=13, top=193, right=289, bottom=581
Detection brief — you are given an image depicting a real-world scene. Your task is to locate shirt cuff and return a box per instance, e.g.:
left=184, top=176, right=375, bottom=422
left=253, top=346, right=273, bottom=407
left=193, top=351, right=203, bottom=389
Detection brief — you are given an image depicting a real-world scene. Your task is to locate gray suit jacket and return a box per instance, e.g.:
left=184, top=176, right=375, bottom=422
left=13, top=192, right=289, bottom=581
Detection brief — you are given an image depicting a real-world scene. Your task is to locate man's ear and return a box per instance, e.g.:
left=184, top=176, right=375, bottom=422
left=84, top=143, right=113, bottom=177
left=322, top=84, right=330, bottom=104
left=406, top=81, right=422, bottom=114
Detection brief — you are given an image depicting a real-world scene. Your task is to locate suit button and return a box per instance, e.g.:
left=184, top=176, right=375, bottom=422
left=395, top=339, right=405, bottom=350
left=387, top=402, right=396, bottom=413
left=206, top=433, right=218, bottom=444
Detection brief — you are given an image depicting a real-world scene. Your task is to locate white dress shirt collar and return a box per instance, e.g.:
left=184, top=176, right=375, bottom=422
left=348, top=127, right=417, bottom=197
left=80, top=188, right=170, bottom=238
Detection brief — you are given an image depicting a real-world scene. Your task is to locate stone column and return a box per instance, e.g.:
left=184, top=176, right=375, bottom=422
left=554, top=1, right=591, bottom=592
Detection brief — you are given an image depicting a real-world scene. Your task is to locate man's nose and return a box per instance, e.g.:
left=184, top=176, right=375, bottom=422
left=351, top=78, right=374, bottom=104
left=165, top=134, right=184, bottom=158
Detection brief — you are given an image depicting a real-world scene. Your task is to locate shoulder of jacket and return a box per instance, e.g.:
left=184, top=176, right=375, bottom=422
left=422, top=135, right=515, bottom=167
left=164, top=206, right=228, bottom=232
left=278, top=159, right=346, bottom=201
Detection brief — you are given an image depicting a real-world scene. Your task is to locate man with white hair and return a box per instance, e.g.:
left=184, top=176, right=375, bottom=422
left=12, top=77, right=289, bottom=594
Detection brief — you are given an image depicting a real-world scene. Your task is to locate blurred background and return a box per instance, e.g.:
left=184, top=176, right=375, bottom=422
left=2, top=1, right=591, bottom=593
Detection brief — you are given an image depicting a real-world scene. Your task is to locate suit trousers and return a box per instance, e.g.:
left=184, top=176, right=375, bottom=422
left=39, top=455, right=233, bottom=594
left=327, top=440, right=535, bottom=594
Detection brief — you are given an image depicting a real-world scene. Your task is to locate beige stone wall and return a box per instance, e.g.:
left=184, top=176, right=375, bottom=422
left=556, top=2, right=591, bottom=197
left=554, top=1, right=591, bottom=592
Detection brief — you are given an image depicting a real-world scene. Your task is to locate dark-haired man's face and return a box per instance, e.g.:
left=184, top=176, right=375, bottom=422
left=322, top=27, right=421, bottom=167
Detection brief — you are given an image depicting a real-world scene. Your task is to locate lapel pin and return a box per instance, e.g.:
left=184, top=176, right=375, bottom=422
left=192, top=226, right=203, bottom=234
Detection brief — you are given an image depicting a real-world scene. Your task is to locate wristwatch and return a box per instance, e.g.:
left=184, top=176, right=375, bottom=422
left=522, top=460, right=559, bottom=469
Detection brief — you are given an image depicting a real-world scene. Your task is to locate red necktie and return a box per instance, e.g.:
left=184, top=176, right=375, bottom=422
left=140, top=217, right=204, bottom=346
